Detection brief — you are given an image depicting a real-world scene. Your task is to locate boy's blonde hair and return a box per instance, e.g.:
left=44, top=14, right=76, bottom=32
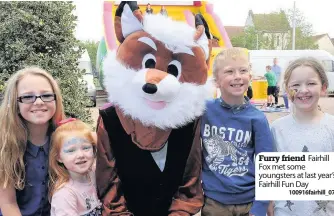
left=48, top=119, right=96, bottom=201
left=0, top=67, right=65, bottom=189
left=284, top=57, right=328, bottom=98
left=212, top=47, right=249, bottom=81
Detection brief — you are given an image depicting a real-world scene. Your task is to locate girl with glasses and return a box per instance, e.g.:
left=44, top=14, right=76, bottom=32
left=0, top=67, right=65, bottom=216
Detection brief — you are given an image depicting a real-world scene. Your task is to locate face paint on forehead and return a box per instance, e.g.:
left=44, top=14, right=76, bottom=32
left=63, top=137, right=91, bottom=148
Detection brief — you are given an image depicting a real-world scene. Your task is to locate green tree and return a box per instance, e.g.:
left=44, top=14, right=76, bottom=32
left=0, top=1, right=91, bottom=122
left=80, top=40, right=99, bottom=72
left=285, top=8, right=318, bottom=49
left=230, top=27, right=263, bottom=50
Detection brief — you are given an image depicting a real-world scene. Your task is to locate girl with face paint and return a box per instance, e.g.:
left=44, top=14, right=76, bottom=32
left=49, top=119, right=102, bottom=216
left=268, top=57, right=334, bottom=216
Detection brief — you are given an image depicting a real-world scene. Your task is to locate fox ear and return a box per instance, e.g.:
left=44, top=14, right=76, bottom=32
left=114, top=1, right=143, bottom=43
left=194, top=14, right=212, bottom=64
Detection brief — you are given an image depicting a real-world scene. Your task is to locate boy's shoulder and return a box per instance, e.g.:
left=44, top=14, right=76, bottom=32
left=205, top=98, right=221, bottom=110
left=205, top=98, right=218, bottom=105
left=245, top=104, right=267, bottom=120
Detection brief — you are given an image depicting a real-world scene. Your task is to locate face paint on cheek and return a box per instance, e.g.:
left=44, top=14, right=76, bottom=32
left=288, top=88, right=298, bottom=102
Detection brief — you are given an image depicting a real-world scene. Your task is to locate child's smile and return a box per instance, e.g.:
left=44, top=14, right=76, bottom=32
left=288, top=66, right=326, bottom=112
left=58, top=136, right=95, bottom=180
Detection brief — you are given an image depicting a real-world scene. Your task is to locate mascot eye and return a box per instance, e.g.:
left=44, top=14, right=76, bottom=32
left=142, top=53, right=156, bottom=69
left=167, top=60, right=181, bottom=79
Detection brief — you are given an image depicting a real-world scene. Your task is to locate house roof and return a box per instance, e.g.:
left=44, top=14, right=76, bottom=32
left=249, top=10, right=290, bottom=32
left=225, top=26, right=244, bottom=38
left=312, top=34, right=334, bottom=47
left=312, top=34, right=327, bottom=41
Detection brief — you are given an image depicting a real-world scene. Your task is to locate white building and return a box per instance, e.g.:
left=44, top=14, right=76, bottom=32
left=312, top=34, right=334, bottom=55
left=245, top=10, right=290, bottom=50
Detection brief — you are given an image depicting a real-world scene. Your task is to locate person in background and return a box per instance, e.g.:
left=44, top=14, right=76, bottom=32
left=263, top=65, right=277, bottom=107
left=247, top=63, right=253, bottom=99
left=160, top=5, right=168, bottom=16
left=272, top=57, right=282, bottom=105
left=145, top=3, right=153, bottom=14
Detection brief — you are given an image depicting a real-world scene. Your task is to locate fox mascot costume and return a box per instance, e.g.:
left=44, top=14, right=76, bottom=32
left=96, top=2, right=213, bottom=216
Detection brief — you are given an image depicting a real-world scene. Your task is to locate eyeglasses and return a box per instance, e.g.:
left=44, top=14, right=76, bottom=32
left=17, top=93, right=56, bottom=104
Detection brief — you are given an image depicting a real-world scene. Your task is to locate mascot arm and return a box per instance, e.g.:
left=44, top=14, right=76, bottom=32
left=95, top=116, right=133, bottom=216
left=168, top=120, right=204, bottom=216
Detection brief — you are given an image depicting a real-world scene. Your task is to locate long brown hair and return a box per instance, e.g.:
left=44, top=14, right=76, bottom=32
left=0, top=67, right=65, bottom=189
left=48, top=119, right=96, bottom=201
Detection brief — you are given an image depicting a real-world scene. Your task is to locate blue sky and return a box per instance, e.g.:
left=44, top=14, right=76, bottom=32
left=74, top=0, right=334, bottom=42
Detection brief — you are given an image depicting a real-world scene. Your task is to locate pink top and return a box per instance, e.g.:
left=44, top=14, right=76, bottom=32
left=51, top=171, right=102, bottom=216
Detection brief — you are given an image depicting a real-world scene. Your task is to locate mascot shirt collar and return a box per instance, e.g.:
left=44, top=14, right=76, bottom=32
left=116, top=107, right=171, bottom=151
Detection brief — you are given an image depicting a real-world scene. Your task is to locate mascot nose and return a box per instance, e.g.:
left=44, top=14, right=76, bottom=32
left=142, top=83, right=157, bottom=94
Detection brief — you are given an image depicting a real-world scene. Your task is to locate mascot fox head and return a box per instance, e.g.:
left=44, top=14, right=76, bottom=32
left=103, top=2, right=213, bottom=129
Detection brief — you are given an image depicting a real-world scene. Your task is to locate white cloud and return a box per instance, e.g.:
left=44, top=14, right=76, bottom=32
left=74, top=0, right=103, bottom=41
